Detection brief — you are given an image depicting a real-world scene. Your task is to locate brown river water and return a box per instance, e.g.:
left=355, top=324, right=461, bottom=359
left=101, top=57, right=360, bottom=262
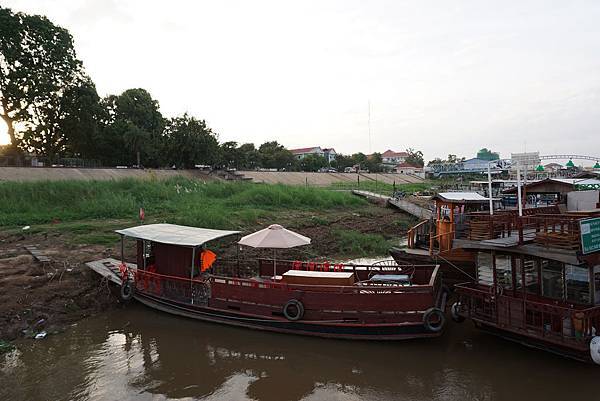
left=0, top=303, right=597, bottom=401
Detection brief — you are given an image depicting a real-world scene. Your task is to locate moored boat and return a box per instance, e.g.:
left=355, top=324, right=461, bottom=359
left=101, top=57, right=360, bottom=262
left=87, top=223, right=448, bottom=340
left=450, top=210, right=600, bottom=363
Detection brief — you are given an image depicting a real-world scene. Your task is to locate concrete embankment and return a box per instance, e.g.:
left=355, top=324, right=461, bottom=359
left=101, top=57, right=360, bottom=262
left=0, top=167, right=213, bottom=182
left=238, top=171, right=423, bottom=186
left=0, top=167, right=423, bottom=185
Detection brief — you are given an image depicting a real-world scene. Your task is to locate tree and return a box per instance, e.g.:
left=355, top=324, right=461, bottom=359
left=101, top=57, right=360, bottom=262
left=405, top=148, right=424, bottom=167
left=331, top=154, right=353, bottom=170
left=258, top=141, right=296, bottom=170
left=238, top=143, right=259, bottom=169
left=220, top=141, right=242, bottom=169
left=300, top=154, right=328, bottom=172
left=446, top=154, right=465, bottom=164
left=365, top=152, right=383, bottom=172
left=99, top=89, right=165, bottom=166
left=163, top=114, right=220, bottom=169
left=477, top=148, right=500, bottom=161
left=58, top=78, right=103, bottom=158
left=0, top=6, right=85, bottom=158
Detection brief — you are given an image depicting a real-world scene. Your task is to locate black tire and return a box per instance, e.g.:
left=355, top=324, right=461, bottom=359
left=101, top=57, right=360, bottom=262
left=283, top=299, right=304, bottom=321
left=423, top=307, right=445, bottom=332
left=120, top=279, right=135, bottom=302
left=451, top=302, right=465, bottom=323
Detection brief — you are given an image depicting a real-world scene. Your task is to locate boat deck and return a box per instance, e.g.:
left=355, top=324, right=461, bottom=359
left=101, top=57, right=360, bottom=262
left=85, top=258, right=136, bottom=285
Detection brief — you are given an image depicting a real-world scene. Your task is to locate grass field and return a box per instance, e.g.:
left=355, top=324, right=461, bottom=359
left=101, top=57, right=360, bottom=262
left=0, top=177, right=413, bottom=257
left=0, top=177, right=365, bottom=227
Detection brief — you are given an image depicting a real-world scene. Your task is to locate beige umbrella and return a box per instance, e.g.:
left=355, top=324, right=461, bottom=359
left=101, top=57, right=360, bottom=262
left=238, top=224, right=311, bottom=277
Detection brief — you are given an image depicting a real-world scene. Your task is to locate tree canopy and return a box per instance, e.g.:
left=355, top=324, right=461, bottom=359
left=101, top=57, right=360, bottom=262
left=0, top=6, right=86, bottom=157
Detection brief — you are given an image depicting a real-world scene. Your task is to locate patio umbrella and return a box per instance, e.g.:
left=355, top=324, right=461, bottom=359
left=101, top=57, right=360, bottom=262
left=238, top=224, right=311, bottom=277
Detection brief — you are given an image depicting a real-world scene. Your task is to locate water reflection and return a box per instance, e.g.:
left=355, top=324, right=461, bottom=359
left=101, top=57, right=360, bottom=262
left=0, top=303, right=597, bottom=401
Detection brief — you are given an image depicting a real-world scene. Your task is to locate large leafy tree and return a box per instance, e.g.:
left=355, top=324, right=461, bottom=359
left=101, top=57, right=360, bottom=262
left=238, top=143, right=260, bottom=169
left=99, top=88, right=165, bottom=166
left=258, top=141, right=296, bottom=170
left=300, top=154, right=328, bottom=172
left=163, top=114, right=220, bottom=169
left=58, top=78, right=103, bottom=158
left=0, top=6, right=85, bottom=158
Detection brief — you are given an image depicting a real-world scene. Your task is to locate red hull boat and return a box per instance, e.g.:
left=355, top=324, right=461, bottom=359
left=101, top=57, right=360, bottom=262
left=87, top=224, right=449, bottom=340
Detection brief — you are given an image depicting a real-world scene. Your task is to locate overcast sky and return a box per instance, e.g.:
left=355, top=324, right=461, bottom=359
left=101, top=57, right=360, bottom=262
left=1, top=0, right=599, bottom=163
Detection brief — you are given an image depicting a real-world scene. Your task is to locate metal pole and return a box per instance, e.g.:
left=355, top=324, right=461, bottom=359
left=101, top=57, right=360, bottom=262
left=517, top=163, right=523, bottom=217
left=190, top=246, right=196, bottom=304
left=120, top=235, right=124, bottom=263
left=487, top=162, right=494, bottom=215
left=273, top=249, right=277, bottom=279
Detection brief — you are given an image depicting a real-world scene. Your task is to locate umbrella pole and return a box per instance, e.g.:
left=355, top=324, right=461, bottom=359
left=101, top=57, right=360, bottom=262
left=273, top=249, right=276, bottom=279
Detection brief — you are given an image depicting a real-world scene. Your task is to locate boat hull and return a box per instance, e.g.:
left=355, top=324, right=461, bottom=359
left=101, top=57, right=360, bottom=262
left=134, top=292, right=443, bottom=340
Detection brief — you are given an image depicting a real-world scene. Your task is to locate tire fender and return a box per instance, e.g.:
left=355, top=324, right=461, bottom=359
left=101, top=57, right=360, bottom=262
left=423, top=307, right=446, bottom=333
left=590, top=336, right=600, bottom=365
left=120, top=279, right=135, bottom=302
left=283, top=299, right=304, bottom=321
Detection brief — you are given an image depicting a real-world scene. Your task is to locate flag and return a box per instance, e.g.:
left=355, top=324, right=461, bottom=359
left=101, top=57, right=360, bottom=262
left=200, top=250, right=217, bottom=272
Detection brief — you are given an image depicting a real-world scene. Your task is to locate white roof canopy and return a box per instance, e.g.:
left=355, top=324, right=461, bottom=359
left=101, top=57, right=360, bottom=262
left=116, top=224, right=240, bottom=247
left=437, top=192, right=492, bottom=202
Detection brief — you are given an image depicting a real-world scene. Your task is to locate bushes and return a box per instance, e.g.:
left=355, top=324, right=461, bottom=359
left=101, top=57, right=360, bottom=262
left=0, top=178, right=366, bottom=227
left=333, top=229, right=392, bottom=256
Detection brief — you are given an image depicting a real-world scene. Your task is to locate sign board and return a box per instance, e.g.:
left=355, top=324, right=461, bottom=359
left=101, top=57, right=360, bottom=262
left=511, top=152, right=541, bottom=167
left=580, top=218, right=600, bottom=254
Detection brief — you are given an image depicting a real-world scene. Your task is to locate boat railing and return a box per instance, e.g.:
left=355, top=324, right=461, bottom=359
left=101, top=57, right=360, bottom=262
left=211, top=274, right=436, bottom=295
left=455, top=282, right=600, bottom=346
left=407, top=219, right=431, bottom=249
left=458, top=211, right=593, bottom=250
left=134, top=269, right=211, bottom=305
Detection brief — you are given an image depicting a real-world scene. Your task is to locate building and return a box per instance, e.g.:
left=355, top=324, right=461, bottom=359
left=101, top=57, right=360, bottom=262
left=393, top=162, right=421, bottom=175
left=322, top=148, right=337, bottom=164
left=381, top=150, right=408, bottom=165
left=289, top=146, right=336, bottom=163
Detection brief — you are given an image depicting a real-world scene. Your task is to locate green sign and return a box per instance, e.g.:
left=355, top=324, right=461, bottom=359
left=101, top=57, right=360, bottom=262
left=580, top=218, right=600, bottom=254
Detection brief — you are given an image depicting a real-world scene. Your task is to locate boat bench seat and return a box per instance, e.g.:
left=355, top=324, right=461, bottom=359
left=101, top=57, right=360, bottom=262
left=369, top=274, right=411, bottom=284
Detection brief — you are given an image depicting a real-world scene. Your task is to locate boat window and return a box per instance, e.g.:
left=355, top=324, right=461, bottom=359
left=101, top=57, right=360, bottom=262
left=495, top=254, right=512, bottom=289
left=565, top=265, right=590, bottom=304
left=595, top=266, right=600, bottom=305
left=477, top=252, right=494, bottom=286
left=523, top=257, right=539, bottom=295
left=541, top=260, right=564, bottom=300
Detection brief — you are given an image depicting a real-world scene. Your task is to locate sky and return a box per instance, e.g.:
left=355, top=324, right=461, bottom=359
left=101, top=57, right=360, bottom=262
left=1, top=0, right=599, bottom=163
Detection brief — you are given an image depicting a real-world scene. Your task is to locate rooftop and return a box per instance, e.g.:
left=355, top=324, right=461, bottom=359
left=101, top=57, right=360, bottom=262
left=115, top=224, right=240, bottom=247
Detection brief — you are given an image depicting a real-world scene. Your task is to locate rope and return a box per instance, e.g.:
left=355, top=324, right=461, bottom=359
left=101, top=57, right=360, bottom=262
left=434, top=253, right=476, bottom=281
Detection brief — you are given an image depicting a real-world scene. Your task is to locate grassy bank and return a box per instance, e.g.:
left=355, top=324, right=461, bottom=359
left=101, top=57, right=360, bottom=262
left=0, top=177, right=415, bottom=257
left=0, top=177, right=365, bottom=228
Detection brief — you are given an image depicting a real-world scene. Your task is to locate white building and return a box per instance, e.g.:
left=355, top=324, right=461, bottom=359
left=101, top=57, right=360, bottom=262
left=289, top=146, right=336, bottom=163
left=381, top=150, right=408, bottom=165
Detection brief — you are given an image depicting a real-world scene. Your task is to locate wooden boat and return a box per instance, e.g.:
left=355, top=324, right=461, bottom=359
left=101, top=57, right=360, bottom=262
left=390, top=192, right=560, bottom=286
left=449, top=210, right=600, bottom=363
left=87, top=223, right=448, bottom=340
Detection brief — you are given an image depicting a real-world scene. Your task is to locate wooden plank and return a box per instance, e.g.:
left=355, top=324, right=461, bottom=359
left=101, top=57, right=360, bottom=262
left=85, top=258, right=137, bottom=285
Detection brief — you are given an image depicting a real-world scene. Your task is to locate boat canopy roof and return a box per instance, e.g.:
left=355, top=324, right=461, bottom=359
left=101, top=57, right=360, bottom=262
left=116, top=224, right=240, bottom=247
left=433, top=192, right=494, bottom=204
